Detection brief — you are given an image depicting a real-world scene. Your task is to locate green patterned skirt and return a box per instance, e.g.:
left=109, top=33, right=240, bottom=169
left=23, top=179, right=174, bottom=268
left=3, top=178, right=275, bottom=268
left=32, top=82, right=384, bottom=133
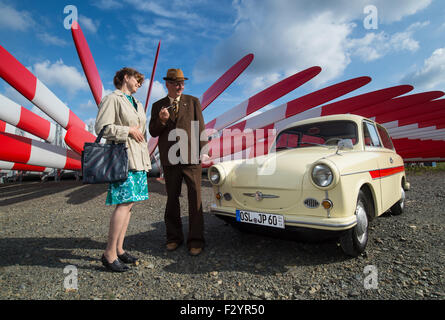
left=106, top=171, right=149, bottom=205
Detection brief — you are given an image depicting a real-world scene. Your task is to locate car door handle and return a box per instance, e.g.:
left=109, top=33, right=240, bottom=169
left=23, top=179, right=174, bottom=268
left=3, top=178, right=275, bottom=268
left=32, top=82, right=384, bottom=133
left=389, top=157, right=393, bottom=164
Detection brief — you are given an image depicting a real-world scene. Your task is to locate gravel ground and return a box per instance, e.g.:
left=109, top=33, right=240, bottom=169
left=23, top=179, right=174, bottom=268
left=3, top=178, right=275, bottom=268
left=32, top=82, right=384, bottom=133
left=0, top=170, right=443, bottom=301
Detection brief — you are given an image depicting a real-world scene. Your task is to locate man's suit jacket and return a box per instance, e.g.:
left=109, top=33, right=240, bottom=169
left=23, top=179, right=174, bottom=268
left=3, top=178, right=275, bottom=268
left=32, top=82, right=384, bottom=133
left=149, top=94, right=208, bottom=166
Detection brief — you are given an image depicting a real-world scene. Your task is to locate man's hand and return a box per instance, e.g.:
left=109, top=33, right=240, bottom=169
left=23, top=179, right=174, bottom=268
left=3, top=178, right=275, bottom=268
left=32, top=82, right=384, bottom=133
left=159, top=107, right=170, bottom=125
left=129, top=125, right=145, bottom=142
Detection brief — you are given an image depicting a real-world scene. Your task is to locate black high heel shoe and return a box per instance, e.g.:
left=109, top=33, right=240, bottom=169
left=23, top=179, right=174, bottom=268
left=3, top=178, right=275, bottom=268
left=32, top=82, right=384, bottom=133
left=117, top=252, right=138, bottom=264
left=101, top=254, right=129, bottom=272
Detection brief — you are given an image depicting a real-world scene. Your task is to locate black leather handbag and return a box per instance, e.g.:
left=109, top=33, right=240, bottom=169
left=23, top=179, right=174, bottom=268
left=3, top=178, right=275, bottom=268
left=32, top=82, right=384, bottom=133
left=81, top=125, right=128, bottom=184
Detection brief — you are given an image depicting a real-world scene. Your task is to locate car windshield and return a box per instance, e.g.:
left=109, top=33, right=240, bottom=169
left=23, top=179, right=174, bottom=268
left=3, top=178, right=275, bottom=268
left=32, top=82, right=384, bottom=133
left=273, top=120, right=358, bottom=150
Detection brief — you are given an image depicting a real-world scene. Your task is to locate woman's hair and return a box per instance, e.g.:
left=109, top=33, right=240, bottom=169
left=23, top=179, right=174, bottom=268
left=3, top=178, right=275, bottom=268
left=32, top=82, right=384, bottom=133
left=113, top=67, right=145, bottom=89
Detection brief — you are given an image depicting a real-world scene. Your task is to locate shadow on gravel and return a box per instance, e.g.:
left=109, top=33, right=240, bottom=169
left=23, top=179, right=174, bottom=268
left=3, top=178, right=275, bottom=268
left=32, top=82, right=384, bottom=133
left=125, top=213, right=349, bottom=276
left=0, top=237, right=103, bottom=270
left=65, top=184, right=107, bottom=204
left=0, top=182, right=81, bottom=206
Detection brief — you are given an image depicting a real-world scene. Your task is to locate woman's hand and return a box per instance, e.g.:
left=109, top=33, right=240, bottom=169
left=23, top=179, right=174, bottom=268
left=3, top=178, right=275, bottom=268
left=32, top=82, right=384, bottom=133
left=129, top=125, right=145, bottom=142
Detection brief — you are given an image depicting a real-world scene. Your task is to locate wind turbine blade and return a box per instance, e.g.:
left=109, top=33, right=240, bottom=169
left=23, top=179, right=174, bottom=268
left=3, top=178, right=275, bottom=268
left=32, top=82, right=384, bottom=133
left=0, top=131, right=81, bottom=170
left=145, top=40, right=161, bottom=112
left=71, top=21, right=104, bottom=106
left=0, top=45, right=87, bottom=130
left=0, top=93, right=57, bottom=142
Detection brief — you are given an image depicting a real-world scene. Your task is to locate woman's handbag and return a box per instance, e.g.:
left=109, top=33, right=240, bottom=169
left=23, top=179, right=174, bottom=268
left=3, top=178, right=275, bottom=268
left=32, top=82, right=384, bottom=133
left=81, top=125, right=128, bottom=184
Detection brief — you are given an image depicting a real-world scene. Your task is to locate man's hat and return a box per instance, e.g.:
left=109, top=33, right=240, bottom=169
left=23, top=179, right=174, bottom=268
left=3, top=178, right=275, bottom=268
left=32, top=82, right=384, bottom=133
left=163, top=69, right=188, bottom=81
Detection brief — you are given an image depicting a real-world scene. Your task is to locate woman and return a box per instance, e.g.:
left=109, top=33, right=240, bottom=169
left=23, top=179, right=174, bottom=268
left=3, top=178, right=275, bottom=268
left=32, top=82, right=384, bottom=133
left=95, top=67, right=151, bottom=272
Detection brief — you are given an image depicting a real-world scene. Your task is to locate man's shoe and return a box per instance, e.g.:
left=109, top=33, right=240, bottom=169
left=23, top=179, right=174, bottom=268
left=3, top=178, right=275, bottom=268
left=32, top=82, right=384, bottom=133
left=189, top=247, right=202, bottom=256
left=166, top=242, right=180, bottom=251
left=101, top=254, right=129, bottom=272
left=117, top=252, right=138, bottom=264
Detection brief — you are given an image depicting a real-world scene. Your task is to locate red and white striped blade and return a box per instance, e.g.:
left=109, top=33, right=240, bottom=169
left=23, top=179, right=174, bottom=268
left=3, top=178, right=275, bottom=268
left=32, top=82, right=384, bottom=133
left=64, top=125, right=97, bottom=154
left=0, top=45, right=86, bottom=130
left=383, top=109, right=445, bottom=129
left=271, top=86, right=433, bottom=136
left=145, top=40, right=161, bottom=112
left=372, top=99, right=445, bottom=125
left=71, top=21, right=104, bottom=106
left=205, top=66, right=322, bottom=131
left=0, top=93, right=57, bottom=142
left=388, top=124, right=445, bottom=138
left=0, top=160, right=51, bottom=172
left=206, top=76, right=372, bottom=158
left=230, top=84, right=414, bottom=137
left=0, top=131, right=81, bottom=170
left=393, top=138, right=445, bottom=153
left=200, top=54, right=254, bottom=110
left=227, top=76, right=372, bottom=134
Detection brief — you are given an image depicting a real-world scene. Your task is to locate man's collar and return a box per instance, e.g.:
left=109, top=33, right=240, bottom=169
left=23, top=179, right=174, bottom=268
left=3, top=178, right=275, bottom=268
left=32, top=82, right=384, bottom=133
left=168, top=95, right=181, bottom=103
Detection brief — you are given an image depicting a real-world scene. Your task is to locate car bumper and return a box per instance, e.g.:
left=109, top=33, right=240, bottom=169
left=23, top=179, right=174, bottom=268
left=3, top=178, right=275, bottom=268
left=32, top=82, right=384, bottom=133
left=209, top=205, right=357, bottom=231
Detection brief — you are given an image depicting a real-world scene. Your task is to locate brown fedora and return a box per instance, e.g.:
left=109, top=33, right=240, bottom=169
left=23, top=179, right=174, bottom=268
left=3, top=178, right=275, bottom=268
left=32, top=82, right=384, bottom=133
left=163, top=68, right=188, bottom=81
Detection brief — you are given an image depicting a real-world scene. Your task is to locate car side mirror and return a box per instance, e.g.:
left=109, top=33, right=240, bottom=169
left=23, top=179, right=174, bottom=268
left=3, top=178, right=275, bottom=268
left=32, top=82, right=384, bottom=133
left=337, top=139, right=353, bottom=150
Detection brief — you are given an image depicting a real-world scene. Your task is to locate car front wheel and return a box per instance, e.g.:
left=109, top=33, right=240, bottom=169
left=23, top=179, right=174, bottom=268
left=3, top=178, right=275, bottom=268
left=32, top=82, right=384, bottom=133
left=340, top=190, right=370, bottom=257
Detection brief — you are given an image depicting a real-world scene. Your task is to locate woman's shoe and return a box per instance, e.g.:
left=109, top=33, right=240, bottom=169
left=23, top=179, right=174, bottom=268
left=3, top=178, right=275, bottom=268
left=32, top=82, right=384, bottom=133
left=117, top=252, right=138, bottom=264
left=101, top=254, right=129, bottom=272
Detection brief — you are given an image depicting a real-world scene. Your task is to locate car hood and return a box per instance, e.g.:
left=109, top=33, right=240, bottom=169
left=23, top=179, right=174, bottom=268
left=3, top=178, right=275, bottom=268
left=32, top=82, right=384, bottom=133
left=230, top=147, right=336, bottom=189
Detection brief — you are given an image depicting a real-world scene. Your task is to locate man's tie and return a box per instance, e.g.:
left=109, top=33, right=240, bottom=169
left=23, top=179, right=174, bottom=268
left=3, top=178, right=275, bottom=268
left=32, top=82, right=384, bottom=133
left=172, top=100, right=179, bottom=115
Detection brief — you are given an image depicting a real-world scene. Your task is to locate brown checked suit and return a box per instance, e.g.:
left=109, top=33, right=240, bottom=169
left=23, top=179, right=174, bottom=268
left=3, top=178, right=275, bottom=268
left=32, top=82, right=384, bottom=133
left=149, top=94, right=208, bottom=250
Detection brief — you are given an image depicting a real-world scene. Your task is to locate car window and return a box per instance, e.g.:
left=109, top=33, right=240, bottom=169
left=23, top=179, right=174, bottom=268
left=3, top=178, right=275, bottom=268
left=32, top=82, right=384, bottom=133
left=274, top=120, right=358, bottom=150
left=276, top=132, right=299, bottom=148
left=376, top=124, right=394, bottom=150
left=363, top=121, right=382, bottom=147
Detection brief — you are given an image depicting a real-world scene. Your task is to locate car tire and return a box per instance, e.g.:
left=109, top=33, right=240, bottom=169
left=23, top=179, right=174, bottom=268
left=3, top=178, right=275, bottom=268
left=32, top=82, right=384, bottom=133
left=390, top=186, right=405, bottom=216
left=340, top=190, right=370, bottom=257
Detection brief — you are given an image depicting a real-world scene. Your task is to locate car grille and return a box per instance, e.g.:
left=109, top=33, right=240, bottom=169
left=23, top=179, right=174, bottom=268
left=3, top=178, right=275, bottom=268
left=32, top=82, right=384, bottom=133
left=304, top=198, right=320, bottom=209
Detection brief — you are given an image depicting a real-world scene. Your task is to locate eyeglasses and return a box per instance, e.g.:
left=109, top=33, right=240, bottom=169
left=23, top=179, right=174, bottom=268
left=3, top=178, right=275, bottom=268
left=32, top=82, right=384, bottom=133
left=168, top=81, right=185, bottom=87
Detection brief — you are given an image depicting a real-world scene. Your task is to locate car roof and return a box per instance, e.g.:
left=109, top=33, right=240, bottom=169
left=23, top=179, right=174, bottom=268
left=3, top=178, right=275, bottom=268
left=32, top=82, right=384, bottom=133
left=280, top=114, right=372, bottom=132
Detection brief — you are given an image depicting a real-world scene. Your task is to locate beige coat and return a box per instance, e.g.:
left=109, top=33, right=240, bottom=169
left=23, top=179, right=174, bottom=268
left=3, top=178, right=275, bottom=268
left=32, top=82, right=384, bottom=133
left=95, top=90, right=152, bottom=172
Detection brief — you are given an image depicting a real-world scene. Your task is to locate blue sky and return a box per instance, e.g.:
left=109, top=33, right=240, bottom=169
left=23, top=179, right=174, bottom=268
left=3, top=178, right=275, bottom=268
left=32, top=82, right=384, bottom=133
left=1, top=0, right=444, bottom=136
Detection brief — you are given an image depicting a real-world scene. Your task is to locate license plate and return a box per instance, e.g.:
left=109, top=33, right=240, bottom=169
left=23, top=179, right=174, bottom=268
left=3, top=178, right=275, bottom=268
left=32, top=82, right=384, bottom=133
left=236, top=210, right=285, bottom=229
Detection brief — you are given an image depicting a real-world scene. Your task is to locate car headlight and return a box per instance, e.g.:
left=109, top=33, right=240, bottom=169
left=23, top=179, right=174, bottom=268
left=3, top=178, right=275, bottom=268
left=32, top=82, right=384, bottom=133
left=311, top=164, right=333, bottom=187
left=208, top=166, right=222, bottom=185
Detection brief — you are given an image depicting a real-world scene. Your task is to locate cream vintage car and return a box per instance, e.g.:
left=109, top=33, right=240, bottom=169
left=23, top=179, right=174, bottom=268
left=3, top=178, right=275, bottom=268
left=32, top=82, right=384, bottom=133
left=208, top=114, right=410, bottom=257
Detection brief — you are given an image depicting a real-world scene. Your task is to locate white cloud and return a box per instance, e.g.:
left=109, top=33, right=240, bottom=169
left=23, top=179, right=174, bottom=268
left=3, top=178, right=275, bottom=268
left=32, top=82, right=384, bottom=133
left=133, top=80, right=167, bottom=107
left=0, top=2, right=34, bottom=31
left=79, top=15, right=100, bottom=33
left=31, top=59, right=89, bottom=96
left=124, top=0, right=201, bottom=22
left=193, top=0, right=432, bottom=90
left=79, top=100, right=96, bottom=110
left=93, top=0, right=123, bottom=9
left=347, top=25, right=423, bottom=62
left=400, top=48, right=445, bottom=90
left=37, top=32, right=69, bottom=47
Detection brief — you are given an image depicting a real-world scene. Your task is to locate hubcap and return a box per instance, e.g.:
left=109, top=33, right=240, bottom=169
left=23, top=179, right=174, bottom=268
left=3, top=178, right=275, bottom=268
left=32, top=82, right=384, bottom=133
left=355, top=201, right=368, bottom=244
left=400, top=187, right=405, bottom=210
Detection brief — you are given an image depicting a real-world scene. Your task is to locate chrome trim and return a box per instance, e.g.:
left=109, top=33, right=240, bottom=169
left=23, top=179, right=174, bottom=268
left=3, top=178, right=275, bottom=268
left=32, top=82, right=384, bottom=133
left=285, top=218, right=356, bottom=229
left=210, top=208, right=357, bottom=229
left=243, top=191, right=280, bottom=201
left=341, top=169, right=370, bottom=176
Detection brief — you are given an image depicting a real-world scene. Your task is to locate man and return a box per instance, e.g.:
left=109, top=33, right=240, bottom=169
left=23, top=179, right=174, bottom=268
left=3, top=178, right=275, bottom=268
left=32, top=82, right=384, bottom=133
left=149, top=69, right=208, bottom=256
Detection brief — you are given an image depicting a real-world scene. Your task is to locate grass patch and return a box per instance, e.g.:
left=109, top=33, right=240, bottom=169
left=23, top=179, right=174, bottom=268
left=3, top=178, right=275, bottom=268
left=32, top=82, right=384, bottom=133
left=405, top=161, right=445, bottom=175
